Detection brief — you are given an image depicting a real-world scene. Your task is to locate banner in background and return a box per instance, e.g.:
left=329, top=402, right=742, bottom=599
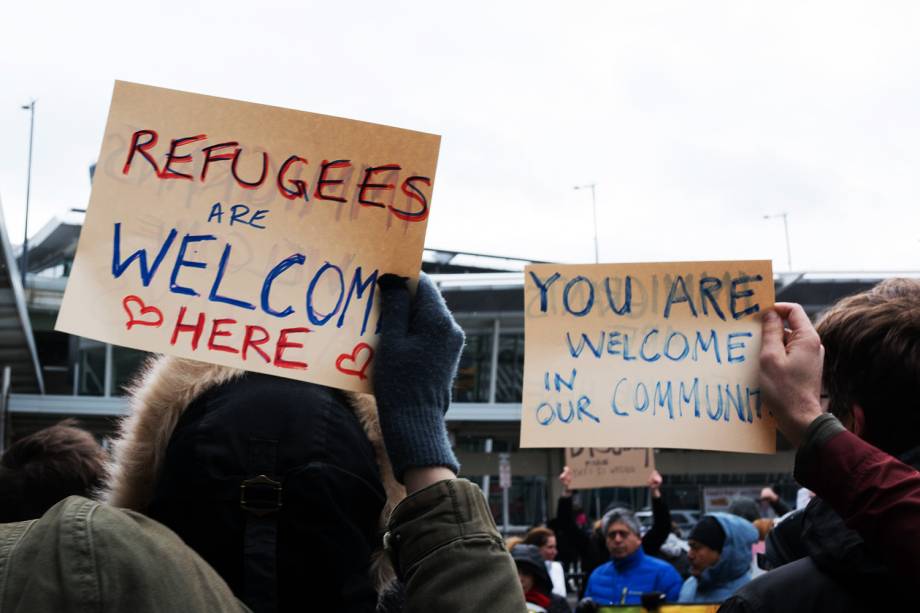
left=565, top=447, right=655, bottom=489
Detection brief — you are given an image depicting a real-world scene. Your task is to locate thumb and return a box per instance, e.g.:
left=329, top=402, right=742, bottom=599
left=377, top=274, right=411, bottom=338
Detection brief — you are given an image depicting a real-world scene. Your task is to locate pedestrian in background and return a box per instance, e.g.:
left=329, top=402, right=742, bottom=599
left=524, top=526, right=567, bottom=598
left=0, top=419, right=106, bottom=523
left=512, top=544, right=572, bottom=613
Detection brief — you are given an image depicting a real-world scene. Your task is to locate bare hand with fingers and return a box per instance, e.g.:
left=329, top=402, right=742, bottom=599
left=759, top=303, right=825, bottom=447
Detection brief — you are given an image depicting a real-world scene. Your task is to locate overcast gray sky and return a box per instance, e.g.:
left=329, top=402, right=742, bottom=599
left=2, top=1, right=919, bottom=271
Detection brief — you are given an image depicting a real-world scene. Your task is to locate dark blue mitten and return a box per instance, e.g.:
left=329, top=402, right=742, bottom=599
left=374, top=273, right=464, bottom=482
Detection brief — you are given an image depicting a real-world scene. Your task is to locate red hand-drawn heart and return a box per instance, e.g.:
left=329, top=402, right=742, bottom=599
left=335, top=343, right=374, bottom=380
left=122, top=295, right=164, bottom=330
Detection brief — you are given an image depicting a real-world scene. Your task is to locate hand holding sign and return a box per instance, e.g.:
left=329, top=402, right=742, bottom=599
left=648, top=469, right=663, bottom=499
left=373, top=273, right=465, bottom=483
left=758, top=303, right=825, bottom=447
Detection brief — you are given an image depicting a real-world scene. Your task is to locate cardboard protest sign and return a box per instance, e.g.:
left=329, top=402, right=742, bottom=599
left=521, top=261, right=775, bottom=453
left=565, top=448, right=655, bottom=489
left=702, top=486, right=764, bottom=513
left=56, top=81, right=440, bottom=393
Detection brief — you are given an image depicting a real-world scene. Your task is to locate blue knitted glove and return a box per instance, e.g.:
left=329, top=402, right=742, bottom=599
left=374, top=272, right=464, bottom=482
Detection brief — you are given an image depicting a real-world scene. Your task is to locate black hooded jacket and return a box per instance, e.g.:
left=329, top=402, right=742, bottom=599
left=147, top=373, right=387, bottom=613
left=719, top=445, right=920, bottom=612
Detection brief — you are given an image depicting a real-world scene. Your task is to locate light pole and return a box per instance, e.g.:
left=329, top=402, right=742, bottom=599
left=574, top=183, right=599, bottom=263
left=21, top=100, right=36, bottom=288
left=763, top=212, right=792, bottom=271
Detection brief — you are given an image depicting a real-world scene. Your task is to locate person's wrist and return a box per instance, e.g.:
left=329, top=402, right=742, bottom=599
left=403, top=466, right=456, bottom=495
left=378, top=405, right=459, bottom=483
left=780, top=398, right=824, bottom=447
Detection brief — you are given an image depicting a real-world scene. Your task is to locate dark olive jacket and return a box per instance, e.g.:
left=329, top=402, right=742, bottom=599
left=385, top=478, right=527, bottom=613
left=0, top=479, right=525, bottom=612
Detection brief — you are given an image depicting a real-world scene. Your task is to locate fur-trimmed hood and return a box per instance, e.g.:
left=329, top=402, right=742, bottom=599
left=102, top=355, right=406, bottom=593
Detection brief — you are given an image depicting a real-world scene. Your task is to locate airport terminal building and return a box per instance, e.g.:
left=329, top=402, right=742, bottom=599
left=1, top=206, right=912, bottom=531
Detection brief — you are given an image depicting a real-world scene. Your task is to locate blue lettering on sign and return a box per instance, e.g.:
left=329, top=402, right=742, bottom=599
left=611, top=378, right=629, bottom=416
left=596, top=377, right=766, bottom=423
left=693, top=330, right=722, bottom=363
left=306, top=262, right=345, bottom=326
left=747, top=388, right=763, bottom=419
left=653, top=381, right=674, bottom=419
left=529, top=270, right=561, bottom=313
left=209, top=243, right=256, bottom=310
left=663, top=331, right=689, bottom=361
left=206, top=202, right=270, bottom=229
left=603, top=276, right=632, bottom=315
left=337, top=267, right=378, bottom=335
left=726, top=332, right=753, bottom=363
left=535, top=396, right=598, bottom=425
left=563, top=276, right=595, bottom=316
left=111, top=223, right=178, bottom=286
left=261, top=253, right=306, bottom=317
left=634, top=382, right=650, bottom=412
left=537, top=402, right=556, bottom=426
left=640, top=329, right=661, bottom=362
left=705, top=384, right=723, bottom=421
left=566, top=332, right=604, bottom=358
left=730, top=274, right=763, bottom=319
left=561, top=328, right=760, bottom=366
left=699, top=277, right=726, bottom=321
left=170, top=233, right=217, bottom=296
left=109, top=222, right=381, bottom=326
left=680, top=378, right=700, bottom=418
left=663, top=275, right=698, bottom=318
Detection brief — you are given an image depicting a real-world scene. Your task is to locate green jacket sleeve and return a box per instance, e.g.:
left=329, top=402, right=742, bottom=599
left=385, top=478, right=527, bottom=613
left=0, top=496, right=250, bottom=613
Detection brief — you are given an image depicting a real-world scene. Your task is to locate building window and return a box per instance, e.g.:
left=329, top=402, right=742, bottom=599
left=76, top=340, right=105, bottom=396
left=453, top=330, right=493, bottom=402
left=112, top=347, right=148, bottom=395
left=464, top=475, right=546, bottom=531
left=495, top=332, right=524, bottom=402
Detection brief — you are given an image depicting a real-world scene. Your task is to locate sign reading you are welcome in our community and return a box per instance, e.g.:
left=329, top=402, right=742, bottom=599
left=522, top=261, right=776, bottom=453
left=56, top=81, right=440, bottom=393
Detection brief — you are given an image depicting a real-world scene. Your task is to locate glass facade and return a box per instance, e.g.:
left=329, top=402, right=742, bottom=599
left=451, top=318, right=524, bottom=405
left=112, top=346, right=148, bottom=394
left=495, top=331, right=524, bottom=402
left=76, top=339, right=106, bottom=396
left=453, top=330, right=493, bottom=402
left=461, top=474, right=547, bottom=530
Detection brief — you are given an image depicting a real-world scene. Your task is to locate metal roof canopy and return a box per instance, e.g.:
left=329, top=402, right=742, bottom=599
left=8, top=393, right=520, bottom=422
left=0, top=196, right=44, bottom=393
left=16, top=214, right=82, bottom=273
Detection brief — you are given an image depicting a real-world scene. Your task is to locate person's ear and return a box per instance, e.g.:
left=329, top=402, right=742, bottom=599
left=851, top=404, right=866, bottom=437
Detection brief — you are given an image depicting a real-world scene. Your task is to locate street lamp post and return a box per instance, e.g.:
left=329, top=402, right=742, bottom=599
left=21, top=100, right=36, bottom=288
left=763, top=212, right=792, bottom=271
left=574, top=183, right=599, bottom=264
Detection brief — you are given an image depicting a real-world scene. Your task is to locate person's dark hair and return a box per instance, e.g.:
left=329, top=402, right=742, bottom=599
left=523, top=526, right=556, bottom=548
left=816, top=278, right=920, bottom=456
left=0, top=419, right=107, bottom=522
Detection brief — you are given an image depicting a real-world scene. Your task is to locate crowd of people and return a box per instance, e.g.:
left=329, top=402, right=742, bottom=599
left=0, top=274, right=916, bottom=611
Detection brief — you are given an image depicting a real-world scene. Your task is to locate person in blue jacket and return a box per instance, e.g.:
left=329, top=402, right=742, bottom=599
left=679, top=512, right=758, bottom=603
left=583, top=508, right=682, bottom=605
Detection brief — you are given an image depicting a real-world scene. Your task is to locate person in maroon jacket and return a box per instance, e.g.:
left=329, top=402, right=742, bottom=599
left=720, top=279, right=920, bottom=612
